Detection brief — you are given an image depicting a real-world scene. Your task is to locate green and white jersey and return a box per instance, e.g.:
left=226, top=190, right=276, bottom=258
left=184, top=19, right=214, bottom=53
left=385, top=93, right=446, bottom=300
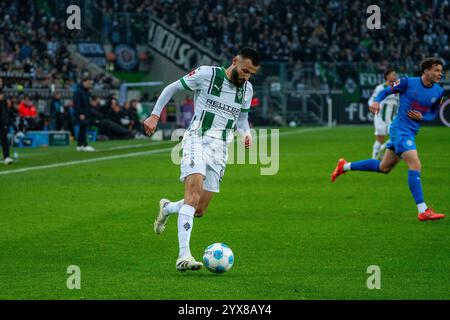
left=368, top=83, right=400, bottom=122
left=179, top=66, right=253, bottom=142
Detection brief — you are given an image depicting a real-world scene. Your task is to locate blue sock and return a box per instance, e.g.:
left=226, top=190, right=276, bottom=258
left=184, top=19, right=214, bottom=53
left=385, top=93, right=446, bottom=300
left=350, top=159, right=381, bottom=172
left=408, top=170, right=424, bottom=204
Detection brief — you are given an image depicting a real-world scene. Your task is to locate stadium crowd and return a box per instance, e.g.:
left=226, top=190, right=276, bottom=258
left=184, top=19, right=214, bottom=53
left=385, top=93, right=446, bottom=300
left=0, top=0, right=116, bottom=90
left=0, top=0, right=141, bottom=148
left=99, top=0, right=450, bottom=64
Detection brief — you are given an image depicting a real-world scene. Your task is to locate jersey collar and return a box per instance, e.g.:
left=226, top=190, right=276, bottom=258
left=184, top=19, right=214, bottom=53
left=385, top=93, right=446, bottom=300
left=419, top=77, right=433, bottom=89
left=221, top=66, right=245, bottom=88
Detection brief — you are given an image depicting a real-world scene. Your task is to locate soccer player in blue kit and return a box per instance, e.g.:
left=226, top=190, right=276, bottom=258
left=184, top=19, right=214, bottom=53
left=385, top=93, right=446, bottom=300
left=331, top=58, right=445, bottom=221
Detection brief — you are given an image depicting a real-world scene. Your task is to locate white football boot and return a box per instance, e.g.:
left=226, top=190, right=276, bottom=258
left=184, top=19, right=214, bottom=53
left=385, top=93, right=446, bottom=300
left=83, top=145, right=95, bottom=152
left=4, top=157, right=13, bottom=165
left=176, top=256, right=203, bottom=272
left=154, top=198, right=170, bottom=234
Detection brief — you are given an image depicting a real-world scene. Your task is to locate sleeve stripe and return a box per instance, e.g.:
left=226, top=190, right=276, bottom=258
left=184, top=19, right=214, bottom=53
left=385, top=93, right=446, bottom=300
left=207, top=68, right=215, bottom=95
left=241, top=108, right=251, bottom=112
left=243, top=82, right=247, bottom=100
left=179, top=78, right=193, bottom=91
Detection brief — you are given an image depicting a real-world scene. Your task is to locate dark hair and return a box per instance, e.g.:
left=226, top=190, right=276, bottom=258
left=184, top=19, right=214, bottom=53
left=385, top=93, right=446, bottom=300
left=383, top=68, right=396, bottom=80
left=420, top=58, right=443, bottom=74
left=237, top=47, right=261, bottom=66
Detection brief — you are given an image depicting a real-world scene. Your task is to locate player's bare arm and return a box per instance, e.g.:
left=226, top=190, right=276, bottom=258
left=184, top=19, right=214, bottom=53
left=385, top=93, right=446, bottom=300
left=407, top=110, right=423, bottom=121
left=144, top=81, right=183, bottom=136
left=369, top=101, right=380, bottom=114
left=144, top=114, right=159, bottom=136
left=236, top=111, right=252, bottom=149
left=243, top=134, right=252, bottom=149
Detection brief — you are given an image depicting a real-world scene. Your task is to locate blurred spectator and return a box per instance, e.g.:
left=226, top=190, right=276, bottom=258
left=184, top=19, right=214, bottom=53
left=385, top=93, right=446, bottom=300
left=179, top=95, right=194, bottom=128
left=6, top=96, right=19, bottom=134
left=125, top=99, right=145, bottom=135
left=107, top=98, right=122, bottom=126
left=49, top=92, right=70, bottom=131
left=121, top=101, right=135, bottom=132
left=0, top=78, right=12, bottom=164
left=91, top=97, right=135, bottom=140
left=18, top=95, right=38, bottom=131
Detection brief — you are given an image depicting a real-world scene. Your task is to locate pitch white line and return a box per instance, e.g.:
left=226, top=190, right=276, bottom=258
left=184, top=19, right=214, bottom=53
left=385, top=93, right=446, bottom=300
left=95, top=140, right=174, bottom=152
left=0, top=127, right=331, bottom=176
left=278, top=126, right=331, bottom=137
left=0, top=147, right=173, bottom=176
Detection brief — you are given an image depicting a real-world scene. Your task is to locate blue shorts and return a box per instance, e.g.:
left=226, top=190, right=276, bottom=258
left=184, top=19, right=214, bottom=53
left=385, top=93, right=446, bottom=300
left=386, top=126, right=417, bottom=155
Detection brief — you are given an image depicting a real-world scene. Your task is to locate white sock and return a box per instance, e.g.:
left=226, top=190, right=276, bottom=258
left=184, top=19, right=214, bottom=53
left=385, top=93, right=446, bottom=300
left=380, top=141, right=388, bottom=151
left=417, top=203, right=427, bottom=214
left=343, top=162, right=352, bottom=171
left=163, top=199, right=184, bottom=216
left=178, top=204, right=195, bottom=258
left=372, top=141, right=382, bottom=159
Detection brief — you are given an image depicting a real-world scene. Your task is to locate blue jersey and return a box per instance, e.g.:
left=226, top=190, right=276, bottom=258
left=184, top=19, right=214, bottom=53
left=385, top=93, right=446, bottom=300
left=374, top=77, right=444, bottom=135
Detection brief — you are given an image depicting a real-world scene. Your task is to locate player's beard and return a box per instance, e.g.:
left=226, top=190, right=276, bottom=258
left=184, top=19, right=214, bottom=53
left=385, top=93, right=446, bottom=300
left=231, top=68, right=245, bottom=87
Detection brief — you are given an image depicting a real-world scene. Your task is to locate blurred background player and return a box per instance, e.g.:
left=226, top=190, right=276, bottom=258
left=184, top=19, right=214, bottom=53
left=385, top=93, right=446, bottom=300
left=368, top=68, right=399, bottom=159
left=144, top=48, right=260, bottom=272
left=331, top=58, right=445, bottom=222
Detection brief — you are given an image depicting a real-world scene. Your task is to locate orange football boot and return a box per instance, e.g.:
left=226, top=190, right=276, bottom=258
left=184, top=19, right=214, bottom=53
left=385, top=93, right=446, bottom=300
left=331, top=158, right=348, bottom=182
left=418, top=208, right=445, bottom=221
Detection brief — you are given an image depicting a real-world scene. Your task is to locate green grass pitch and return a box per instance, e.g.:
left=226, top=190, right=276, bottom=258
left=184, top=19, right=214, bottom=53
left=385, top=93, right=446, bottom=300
left=0, top=126, right=449, bottom=299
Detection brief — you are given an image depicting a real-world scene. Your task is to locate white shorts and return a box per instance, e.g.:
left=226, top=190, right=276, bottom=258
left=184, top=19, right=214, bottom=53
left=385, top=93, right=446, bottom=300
left=179, top=131, right=227, bottom=193
left=374, top=114, right=390, bottom=136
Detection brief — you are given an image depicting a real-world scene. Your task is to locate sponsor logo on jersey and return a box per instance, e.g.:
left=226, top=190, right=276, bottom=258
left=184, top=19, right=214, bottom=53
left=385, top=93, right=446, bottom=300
left=205, top=98, right=241, bottom=117
left=406, top=140, right=414, bottom=146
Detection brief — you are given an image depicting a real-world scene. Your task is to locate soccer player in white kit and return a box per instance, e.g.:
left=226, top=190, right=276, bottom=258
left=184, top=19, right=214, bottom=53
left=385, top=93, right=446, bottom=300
left=368, top=69, right=399, bottom=159
left=143, top=48, right=260, bottom=271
